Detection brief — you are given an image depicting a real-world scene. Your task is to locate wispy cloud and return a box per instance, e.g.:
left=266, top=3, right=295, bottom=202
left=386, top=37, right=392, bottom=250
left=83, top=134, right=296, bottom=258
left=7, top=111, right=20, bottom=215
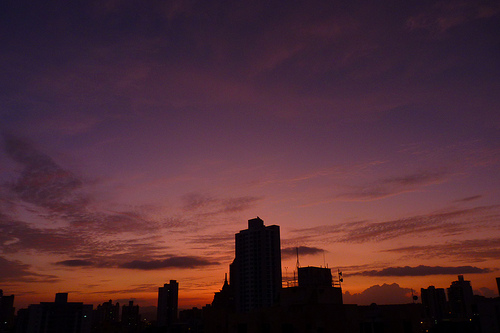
left=350, top=265, right=491, bottom=277
left=86, top=284, right=159, bottom=295
left=0, top=256, right=59, bottom=283
left=454, top=195, right=482, bottom=203
left=54, top=259, right=94, bottom=267
left=384, top=238, right=500, bottom=263
left=290, top=205, right=499, bottom=244
left=181, top=192, right=261, bottom=215
left=334, top=171, right=448, bottom=202
left=0, top=212, right=86, bottom=255
left=2, top=135, right=169, bottom=235
left=4, top=135, right=89, bottom=213
left=53, top=252, right=220, bottom=271
left=281, top=246, right=325, bottom=259
left=118, top=256, right=218, bottom=270
left=407, top=1, right=500, bottom=33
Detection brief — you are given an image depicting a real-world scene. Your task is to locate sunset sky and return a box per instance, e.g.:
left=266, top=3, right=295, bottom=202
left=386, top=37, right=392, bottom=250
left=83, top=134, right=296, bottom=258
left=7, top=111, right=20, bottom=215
left=1, top=0, right=499, bottom=310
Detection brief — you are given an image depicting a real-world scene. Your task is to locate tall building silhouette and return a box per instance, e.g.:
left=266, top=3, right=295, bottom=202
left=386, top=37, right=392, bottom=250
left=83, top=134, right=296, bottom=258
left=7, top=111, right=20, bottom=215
left=230, top=217, right=281, bottom=312
left=447, top=275, right=474, bottom=319
left=122, top=300, right=141, bottom=332
left=0, top=290, right=15, bottom=333
left=22, top=293, right=92, bottom=333
left=157, top=280, right=178, bottom=327
left=421, top=286, right=447, bottom=321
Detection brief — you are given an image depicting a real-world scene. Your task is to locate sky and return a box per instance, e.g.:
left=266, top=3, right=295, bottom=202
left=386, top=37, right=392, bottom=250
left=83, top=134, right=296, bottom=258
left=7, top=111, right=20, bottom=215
left=1, top=0, right=499, bottom=310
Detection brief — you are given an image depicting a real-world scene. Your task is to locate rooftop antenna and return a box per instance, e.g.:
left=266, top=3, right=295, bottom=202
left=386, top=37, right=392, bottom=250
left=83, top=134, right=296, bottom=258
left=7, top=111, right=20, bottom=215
left=296, top=247, right=300, bottom=271
left=411, top=289, right=418, bottom=303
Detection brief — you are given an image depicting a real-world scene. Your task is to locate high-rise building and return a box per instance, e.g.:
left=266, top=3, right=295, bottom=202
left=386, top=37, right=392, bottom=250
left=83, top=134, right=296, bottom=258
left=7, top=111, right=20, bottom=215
left=230, top=217, right=281, bottom=312
left=0, top=290, right=15, bottom=333
left=447, top=275, right=474, bottom=319
left=122, top=300, right=141, bottom=332
left=157, top=280, right=178, bottom=327
left=421, top=286, right=447, bottom=321
left=94, top=299, right=120, bottom=324
left=23, top=293, right=92, bottom=333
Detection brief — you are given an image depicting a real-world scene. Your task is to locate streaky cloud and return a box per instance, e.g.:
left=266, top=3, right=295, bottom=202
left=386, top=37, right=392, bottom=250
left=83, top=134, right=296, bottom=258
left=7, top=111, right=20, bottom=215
left=2, top=135, right=181, bottom=236
left=290, top=205, right=499, bottom=244
left=4, top=135, right=88, bottom=212
left=181, top=192, right=261, bottom=215
left=55, top=259, right=94, bottom=267
left=454, top=195, right=483, bottom=203
left=384, top=238, right=500, bottom=262
left=350, top=265, right=491, bottom=277
left=281, top=246, right=325, bottom=259
left=335, top=170, right=448, bottom=202
left=119, top=256, right=218, bottom=270
left=0, top=256, right=59, bottom=283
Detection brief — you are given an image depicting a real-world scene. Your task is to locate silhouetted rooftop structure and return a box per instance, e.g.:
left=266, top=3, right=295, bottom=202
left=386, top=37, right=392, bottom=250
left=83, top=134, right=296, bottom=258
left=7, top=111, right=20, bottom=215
left=19, top=293, right=92, bottom=333
left=0, top=290, right=15, bottom=333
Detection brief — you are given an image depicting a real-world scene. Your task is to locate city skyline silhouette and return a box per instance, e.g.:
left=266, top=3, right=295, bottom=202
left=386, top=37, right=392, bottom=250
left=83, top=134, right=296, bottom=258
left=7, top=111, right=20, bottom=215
left=2, top=220, right=498, bottom=332
left=1, top=0, right=499, bottom=316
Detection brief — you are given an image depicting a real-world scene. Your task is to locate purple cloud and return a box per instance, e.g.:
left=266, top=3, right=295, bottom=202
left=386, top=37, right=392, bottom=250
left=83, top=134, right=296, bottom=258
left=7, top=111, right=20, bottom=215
left=349, top=265, right=491, bottom=277
left=384, top=238, right=500, bottom=262
left=4, top=135, right=89, bottom=213
left=54, top=259, right=94, bottom=267
left=335, top=171, right=448, bottom=202
left=0, top=256, right=59, bottom=283
left=343, top=283, right=413, bottom=305
left=290, top=205, right=499, bottom=244
left=182, top=192, right=261, bottom=215
left=281, top=246, right=325, bottom=259
left=454, top=195, right=482, bottom=203
left=119, top=256, right=218, bottom=270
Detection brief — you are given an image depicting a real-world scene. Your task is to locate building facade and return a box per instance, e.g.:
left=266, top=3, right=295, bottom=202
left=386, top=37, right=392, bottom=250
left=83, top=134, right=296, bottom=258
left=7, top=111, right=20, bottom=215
left=21, top=293, right=92, bottom=333
left=0, top=290, right=15, bottom=333
left=157, top=280, right=178, bottom=327
left=447, top=275, right=474, bottom=319
left=421, top=286, right=447, bottom=321
left=231, top=217, right=281, bottom=312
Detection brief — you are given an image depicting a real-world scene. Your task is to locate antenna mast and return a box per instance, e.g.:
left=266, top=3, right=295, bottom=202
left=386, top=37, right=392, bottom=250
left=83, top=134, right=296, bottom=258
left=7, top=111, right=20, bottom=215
left=295, top=247, right=300, bottom=271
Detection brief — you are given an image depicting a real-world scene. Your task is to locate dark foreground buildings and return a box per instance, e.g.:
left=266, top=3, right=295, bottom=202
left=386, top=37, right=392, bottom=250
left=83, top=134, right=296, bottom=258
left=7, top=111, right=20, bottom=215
left=4, top=218, right=500, bottom=333
left=16, top=293, right=92, bottom=333
left=0, top=290, right=15, bottom=333
left=420, top=275, right=500, bottom=333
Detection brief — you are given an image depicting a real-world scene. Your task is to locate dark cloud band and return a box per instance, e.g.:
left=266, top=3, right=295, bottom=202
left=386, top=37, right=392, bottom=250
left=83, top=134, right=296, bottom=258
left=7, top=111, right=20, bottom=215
left=350, top=265, right=491, bottom=277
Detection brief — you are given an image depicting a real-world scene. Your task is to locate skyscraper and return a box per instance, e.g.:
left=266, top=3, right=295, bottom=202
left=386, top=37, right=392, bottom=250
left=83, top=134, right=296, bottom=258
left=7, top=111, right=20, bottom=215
left=447, top=275, right=474, bottom=319
left=0, top=290, right=15, bottom=333
left=157, top=280, right=178, bottom=327
left=23, top=293, right=92, bottom=333
left=230, top=217, right=281, bottom=312
left=421, top=286, right=447, bottom=321
left=122, top=300, right=141, bottom=331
